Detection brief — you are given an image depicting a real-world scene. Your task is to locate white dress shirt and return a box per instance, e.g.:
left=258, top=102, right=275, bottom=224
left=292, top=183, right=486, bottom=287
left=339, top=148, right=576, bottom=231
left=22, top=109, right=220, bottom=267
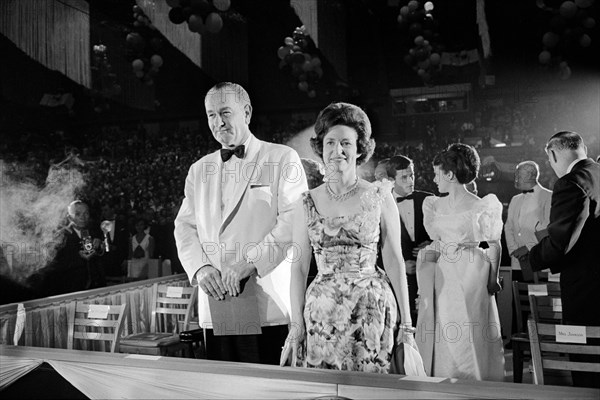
left=394, top=190, right=415, bottom=242
left=221, top=135, right=252, bottom=216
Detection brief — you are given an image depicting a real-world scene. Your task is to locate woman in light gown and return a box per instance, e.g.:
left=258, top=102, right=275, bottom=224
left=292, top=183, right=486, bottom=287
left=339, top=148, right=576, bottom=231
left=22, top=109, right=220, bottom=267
left=415, top=143, right=505, bottom=381
left=280, top=102, right=415, bottom=373
left=128, top=218, right=155, bottom=279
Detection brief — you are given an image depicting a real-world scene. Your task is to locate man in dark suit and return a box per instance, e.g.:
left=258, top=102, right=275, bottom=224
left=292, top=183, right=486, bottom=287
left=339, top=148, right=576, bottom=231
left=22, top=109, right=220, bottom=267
left=100, top=204, right=129, bottom=278
left=29, top=201, right=105, bottom=296
left=529, top=131, right=600, bottom=388
left=383, top=155, right=433, bottom=326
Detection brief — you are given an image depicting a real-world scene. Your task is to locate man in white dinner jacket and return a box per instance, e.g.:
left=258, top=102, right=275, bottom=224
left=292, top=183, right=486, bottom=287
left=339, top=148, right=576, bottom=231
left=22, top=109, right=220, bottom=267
left=175, top=82, right=307, bottom=364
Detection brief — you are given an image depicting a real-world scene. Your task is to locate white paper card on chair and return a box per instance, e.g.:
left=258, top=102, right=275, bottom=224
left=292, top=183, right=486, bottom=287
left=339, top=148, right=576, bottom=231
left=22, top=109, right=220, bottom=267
left=528, top=284, right=548, bottom=296
left=552, top=298, right=562, bottom=312
left=556, top=325, right=586, bottom=344
left=166, top=286, right=183, bottom=298
left=87, top=304, right=110, bottom=319
left=548, top=272, right=560, bottom=282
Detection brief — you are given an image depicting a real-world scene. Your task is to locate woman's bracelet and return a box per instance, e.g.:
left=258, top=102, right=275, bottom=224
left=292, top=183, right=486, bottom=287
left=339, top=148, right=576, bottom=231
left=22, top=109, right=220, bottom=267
left=401, top=322, right=415, bottom=333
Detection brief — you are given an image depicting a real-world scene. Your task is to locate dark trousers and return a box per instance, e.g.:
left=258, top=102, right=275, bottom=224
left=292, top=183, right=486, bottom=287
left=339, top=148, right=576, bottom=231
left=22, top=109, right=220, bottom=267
left=407, top=273, right=418, bottom=327
left=204, top=325, right=288, bottom=365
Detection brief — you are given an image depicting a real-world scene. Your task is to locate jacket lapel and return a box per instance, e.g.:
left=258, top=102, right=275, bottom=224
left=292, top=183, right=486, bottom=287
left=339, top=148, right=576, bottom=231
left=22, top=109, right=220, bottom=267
left=199, top=151, right=223, bottom=243
left=220, top=135, right=261, bottom=234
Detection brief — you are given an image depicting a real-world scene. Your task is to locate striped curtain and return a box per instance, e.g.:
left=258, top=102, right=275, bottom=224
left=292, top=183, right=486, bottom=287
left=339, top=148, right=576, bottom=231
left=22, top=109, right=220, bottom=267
left=0, top=0, right=91, bottom=88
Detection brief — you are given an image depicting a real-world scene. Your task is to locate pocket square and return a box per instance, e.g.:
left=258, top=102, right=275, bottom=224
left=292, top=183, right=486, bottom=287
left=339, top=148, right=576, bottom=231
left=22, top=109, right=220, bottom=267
left=250, top=184, right=269, bottom=189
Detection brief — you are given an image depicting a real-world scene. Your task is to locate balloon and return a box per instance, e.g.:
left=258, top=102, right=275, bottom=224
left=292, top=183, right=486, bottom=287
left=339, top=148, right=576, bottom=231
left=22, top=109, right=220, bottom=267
left=298, top=81, right=309, bottom=92
left=135, top=70, right=144, bottom=78
left=188, top=14, right=204, bottom=32
left=311, top=57, right=321, bottom=68
left=417, top=68, right=426, bottom=77
left=560, top=65, right=572, bottom=80
left=582, top=17, right=596, bottom=28
left=429, top=53, right=440, bottom=65
left=418, top=59, right=431, bottom=69
left=575, top=0, right=594, bottom=8
left=284, top=37, right=294, bottom=46
left=424, top=1, right=434, bottom=11
left=559, top=1, right=577, bottom=18
left=414, top=35, right=425, bottom=46
left=302, top=60, right=313, bottom=72
left=579, top=33, right=592, bottom=47
left=308, top=90, right=316, bottom=98
left=542, top=31, right=560, bottom=48
left=132, top=59, right=144, bottom=70
left=150, top=54, right=163, bottom=68
left=166, top=0, right=181, bottom=7
left=133, top=5, right=141, bottom=13
left=538, top=50, right=551, bottom=64
left=213, top=0, right=231, bottom=12
left=168, top=8, right=186, bottom=24
left=400, top=6, right=409, bottom=16
left=277, top=46, right=291, bottom=60
left=190, top=0, right=211, bottom=17
left=205, top=12, right=223, bottom=33
left=408, top=1, right=419, bottom=12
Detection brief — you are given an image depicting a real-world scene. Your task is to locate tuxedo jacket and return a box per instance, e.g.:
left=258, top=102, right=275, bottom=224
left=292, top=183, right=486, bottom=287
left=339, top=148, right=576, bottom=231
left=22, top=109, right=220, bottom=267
left=175, top=134, right=307, bottom=327
left=399, top=190, right=433, bottom=262
left=104, top=219, right=129, bottom=274
left=530, top=159, right=600, bottom=325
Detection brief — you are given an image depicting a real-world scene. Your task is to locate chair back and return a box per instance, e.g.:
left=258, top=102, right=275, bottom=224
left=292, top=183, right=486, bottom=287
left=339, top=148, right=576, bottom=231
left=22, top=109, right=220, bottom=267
left=512, top=281, right=560, bottom=333
left=529, top=294, right=563, bottom=323
left=67, top=301, right=128, bottom=353
left=150, top=283, right=197, bottom=334
left=527, top=320, right=600, bottom=385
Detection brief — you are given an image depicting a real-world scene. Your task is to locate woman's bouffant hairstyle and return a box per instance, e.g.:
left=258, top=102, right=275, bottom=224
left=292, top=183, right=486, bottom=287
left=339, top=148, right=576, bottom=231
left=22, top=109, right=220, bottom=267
left=310, top=102, right=375, bottom=166
left=433, top=143, right=480, bottom=184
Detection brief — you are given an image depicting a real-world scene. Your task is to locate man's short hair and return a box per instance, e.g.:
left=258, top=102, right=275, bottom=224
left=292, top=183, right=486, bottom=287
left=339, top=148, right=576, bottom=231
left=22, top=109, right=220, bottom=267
left=205, top=82, right=251, bottom=107
left=516, top=160, right=540, bottom=179
left=545, top=131, right=584, bottom=153
left=386, top=155, right=413, bottom=179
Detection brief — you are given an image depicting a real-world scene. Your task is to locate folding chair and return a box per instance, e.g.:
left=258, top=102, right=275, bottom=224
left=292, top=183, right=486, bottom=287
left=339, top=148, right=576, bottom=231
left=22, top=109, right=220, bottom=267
left=67, top=302, right=129, bottom=353
left=527, top=320, right=600, bottom=385
left=120, top=283, right=197, bottom=356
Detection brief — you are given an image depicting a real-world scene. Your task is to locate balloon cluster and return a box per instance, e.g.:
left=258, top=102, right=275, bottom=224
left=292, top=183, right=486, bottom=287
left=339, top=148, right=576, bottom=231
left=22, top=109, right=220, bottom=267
left=91, top=44, right=121, bottom=113
left=127, top=5, right=165, bottom=86
left=277, top=26, right=323, bottom=98
left=537, top=0, right=597, bottom=80
left=397, top=1, right=442, bottom=85
left=166, top=0, right=231, bottom=34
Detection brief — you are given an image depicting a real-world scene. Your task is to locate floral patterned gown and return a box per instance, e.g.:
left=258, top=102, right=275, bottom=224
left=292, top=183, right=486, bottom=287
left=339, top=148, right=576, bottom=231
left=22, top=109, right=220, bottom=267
left=300, top=181, right=398, bottom=373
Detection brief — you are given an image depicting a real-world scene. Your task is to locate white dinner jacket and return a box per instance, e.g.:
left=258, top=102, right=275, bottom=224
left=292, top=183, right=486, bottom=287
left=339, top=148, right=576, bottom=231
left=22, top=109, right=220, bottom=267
left=175, top=134, right=307, bottom=327
left=504, top=185, right=552, bottom=269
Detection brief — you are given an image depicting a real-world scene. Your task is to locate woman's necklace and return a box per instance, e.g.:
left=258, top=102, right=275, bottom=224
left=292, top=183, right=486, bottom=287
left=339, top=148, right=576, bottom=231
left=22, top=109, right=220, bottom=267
left=326, top=176, right=359, bottom=202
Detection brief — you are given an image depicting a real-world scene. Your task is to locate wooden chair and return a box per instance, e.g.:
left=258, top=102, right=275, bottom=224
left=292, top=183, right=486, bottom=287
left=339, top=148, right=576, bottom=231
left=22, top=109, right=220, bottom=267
left=529, top=294, right=563, bottom=324
left=67, top=302, right=129, bottom=353
left=527, top=320, right=600, bottom=385
left=511, top=281, right=560, bottom=383
left=119, top=283, right=197, bottom=356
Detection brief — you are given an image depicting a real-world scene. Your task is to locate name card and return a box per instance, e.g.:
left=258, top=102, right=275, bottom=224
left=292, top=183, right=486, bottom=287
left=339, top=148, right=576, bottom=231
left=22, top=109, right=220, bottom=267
left=552, top=298, right=562, bottom=312
left=548, top=272, right=560, bottom=282
left=87, top=304, right=110, bottom=319
left=528, top=284, right=548, bottom=296
left=125, top=354, right=162, bottom=360
left=166, top=286, right=183, bottom=298
left=556, top=325, right=586, bottom=344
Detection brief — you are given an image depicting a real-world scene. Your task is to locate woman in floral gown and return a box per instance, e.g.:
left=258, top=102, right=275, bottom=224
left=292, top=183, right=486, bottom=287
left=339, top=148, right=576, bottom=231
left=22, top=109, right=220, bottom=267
left=280, top=102, right=414, bottom=373
left=415, top=143, right=505, bottom=381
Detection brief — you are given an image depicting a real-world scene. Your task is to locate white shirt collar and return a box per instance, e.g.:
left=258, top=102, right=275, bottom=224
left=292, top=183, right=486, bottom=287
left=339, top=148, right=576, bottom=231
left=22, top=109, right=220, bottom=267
left=566, top=157, right=587, bottom=174
left=221, top=134, right=251, bottom=150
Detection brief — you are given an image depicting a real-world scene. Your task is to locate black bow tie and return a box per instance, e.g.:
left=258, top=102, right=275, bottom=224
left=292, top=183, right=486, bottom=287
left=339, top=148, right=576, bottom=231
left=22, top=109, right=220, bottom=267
left=397, top=194, right=415, bottom=203
left=522, top=189, right=534, bottom=194
left=220, top=145, right=245, bottom=162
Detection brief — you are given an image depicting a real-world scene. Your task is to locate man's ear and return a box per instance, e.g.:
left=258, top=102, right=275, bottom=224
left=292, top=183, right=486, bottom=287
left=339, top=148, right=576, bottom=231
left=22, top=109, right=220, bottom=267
left=244, top=103, right=252, bottom=124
